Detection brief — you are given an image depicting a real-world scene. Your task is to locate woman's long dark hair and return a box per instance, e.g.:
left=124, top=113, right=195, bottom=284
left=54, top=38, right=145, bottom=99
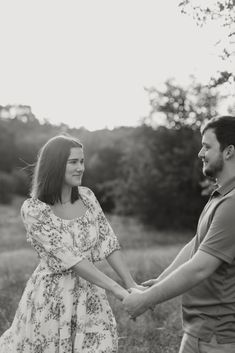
left=31, top=135, right=83, bottom=205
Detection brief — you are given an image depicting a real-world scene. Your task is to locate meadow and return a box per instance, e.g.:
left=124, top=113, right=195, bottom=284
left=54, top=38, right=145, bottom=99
left=0, top=197, right=193, bottom=353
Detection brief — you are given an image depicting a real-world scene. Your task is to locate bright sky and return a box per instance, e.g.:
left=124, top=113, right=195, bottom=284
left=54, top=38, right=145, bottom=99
left=0, top=0, right=233, bottom=130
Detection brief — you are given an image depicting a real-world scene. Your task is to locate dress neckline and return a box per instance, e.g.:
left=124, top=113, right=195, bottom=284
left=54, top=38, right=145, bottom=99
left=33, top=188, right=89, bottom=222
left=49, top=206, right=89, bottom=222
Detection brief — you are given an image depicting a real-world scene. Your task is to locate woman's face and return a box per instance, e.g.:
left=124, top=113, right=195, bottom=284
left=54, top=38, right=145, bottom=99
left=64, top=147, right=85, bottom=187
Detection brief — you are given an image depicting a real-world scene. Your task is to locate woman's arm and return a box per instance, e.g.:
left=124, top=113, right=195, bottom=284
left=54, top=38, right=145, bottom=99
left=106, top=250, right=144, bottom=290
left=72, top=258, right=129, bottom=300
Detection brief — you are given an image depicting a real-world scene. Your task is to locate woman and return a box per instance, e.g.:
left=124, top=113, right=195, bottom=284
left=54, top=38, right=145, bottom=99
left=0, top=134, right=141, bottom=353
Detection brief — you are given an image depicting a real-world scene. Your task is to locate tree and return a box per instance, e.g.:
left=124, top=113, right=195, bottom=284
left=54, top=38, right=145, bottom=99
left=0, top=123, right=17, bottom=172
left=84, top=145, right=123, bottom=211
left=112, top=125, right=205, bottom=229
left=179, top=0, right=235, bottom=86
left=143, top=78, right=219, bottom=129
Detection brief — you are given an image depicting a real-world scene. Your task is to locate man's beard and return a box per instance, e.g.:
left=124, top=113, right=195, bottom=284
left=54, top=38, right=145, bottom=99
left=203, top=156, right=224, bottom=179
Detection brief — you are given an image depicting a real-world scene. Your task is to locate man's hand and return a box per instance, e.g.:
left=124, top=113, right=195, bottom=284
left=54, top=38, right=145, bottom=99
left=131, top=283, right=148, bottom=291
left=141, top=278, right=158, bottom=287
left=123, top=288, right=149, bottom=319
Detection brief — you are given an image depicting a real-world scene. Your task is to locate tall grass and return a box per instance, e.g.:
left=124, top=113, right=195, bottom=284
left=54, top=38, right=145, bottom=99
left=0, top=197, right=193, bottom=352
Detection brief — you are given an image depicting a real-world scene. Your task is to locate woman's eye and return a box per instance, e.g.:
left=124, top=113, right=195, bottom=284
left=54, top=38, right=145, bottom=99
left=68, top=159, right=84, bottom=165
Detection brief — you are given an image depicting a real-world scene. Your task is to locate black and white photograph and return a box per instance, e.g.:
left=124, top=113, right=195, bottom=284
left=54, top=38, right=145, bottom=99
left=0, top=1, right=235, bottom=352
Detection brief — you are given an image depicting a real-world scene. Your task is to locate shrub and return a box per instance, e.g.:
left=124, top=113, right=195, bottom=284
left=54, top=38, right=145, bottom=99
left=12, top=169, right=30, bottom=196
left=0, top=172, right=15, bottom=204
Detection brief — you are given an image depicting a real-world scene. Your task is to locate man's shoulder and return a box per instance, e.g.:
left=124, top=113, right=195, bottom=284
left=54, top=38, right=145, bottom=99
left=221, top=188, right=235, bottom=204
left=213, top=191, right=235, bottom=221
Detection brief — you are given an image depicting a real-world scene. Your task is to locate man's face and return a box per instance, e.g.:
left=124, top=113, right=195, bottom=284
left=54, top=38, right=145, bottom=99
left=198, top=128, right=224, bottom=178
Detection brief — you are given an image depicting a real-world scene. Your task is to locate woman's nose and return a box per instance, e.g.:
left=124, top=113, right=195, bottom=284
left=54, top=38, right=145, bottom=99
left=77, top=163, right=84, bottom=170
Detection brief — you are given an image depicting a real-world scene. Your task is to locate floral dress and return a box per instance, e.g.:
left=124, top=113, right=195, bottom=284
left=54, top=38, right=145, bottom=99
left=0, top=187, right=121, bottom=353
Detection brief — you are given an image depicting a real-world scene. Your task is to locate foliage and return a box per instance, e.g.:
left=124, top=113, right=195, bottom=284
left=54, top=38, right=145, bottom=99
left=0, top=123, right=18, bottom=172
left=0, top=169, right=30, bottom=204
left=11, top=169, right=31, bottom=196
left=0, top=93, right=213, bottom=229
left=179, top=0, right=235, bottom=86
left=109, top=125, right=206, bottom=229
left=143, top=78, right=219, bottom=128
left=179, top=0, right=235, bottom=28
left=0, top=172, right=15, bottom=204
left=84, top=144, right=125, bottom=211
left=101, top=79, right=218, bottom=229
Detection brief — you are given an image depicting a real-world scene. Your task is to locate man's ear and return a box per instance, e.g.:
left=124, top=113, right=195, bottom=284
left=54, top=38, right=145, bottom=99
left=224, top=145, right=235, bottom=159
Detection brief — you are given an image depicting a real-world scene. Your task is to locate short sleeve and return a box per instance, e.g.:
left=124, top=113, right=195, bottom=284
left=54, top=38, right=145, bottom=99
left=82, top=188, right=121, bottom=262
left=21, top=199, right=85, bottom=272
left=199, top=196, right=235, bottom=264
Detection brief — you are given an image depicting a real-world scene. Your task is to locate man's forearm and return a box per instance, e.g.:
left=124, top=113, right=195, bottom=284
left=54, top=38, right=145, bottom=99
left=143, top=258, right=204, bottom=307
left=157, top=237, right=195, bottom=282
left=124, top=250, right=222, bottom=319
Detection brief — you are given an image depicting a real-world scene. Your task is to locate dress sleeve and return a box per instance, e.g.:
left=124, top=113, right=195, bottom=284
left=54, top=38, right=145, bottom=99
left=84, top=189, right=121, bottom=262
left=21, top=199, right=86, bottom=273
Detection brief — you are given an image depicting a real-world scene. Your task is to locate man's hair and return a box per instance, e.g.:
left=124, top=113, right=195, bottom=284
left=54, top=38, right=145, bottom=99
left=31, top=134, right=83, bottom=204
left=201, top=116, right=235, bottom=151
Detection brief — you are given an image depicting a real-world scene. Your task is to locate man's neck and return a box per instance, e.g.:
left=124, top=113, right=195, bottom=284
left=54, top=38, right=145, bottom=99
left=216, top=167, right=235, bottom=187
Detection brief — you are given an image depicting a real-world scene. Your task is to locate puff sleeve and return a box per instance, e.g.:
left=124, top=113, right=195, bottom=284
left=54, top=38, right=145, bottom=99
left=21, top=199, right=86, bottom=273
left=83, top=188, right=121, bottom=262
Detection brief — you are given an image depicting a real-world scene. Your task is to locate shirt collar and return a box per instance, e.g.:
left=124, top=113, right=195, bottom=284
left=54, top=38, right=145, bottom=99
left=214, top=176, right=235, bottom=197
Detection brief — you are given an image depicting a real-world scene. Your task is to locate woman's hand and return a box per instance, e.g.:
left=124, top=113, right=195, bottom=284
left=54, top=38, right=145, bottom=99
left=141, top=278, right=158, bottom=287
left=123, top=288, right=149, bottom=319
left=112, top=284, right=130, bottom=301
left=131, top=283, right=148, bottom=291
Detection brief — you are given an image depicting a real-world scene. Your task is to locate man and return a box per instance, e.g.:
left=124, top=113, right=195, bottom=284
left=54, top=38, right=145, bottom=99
left=123, top=116, right=235, bottom=352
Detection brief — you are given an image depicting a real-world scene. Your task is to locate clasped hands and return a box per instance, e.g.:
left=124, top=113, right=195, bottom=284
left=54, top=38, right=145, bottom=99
left=122, top=278, right=157, bottom=320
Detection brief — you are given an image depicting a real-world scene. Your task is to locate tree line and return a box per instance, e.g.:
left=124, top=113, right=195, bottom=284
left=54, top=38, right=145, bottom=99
left=0, top=77, right=231, bottom=230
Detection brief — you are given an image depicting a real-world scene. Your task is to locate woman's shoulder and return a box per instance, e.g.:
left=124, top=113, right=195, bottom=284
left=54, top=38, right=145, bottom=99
left=21, top=197, right=48, bottom=210
left=79, top=186, right=96, bottom=199
left=21, top=197, right=50, bottom=221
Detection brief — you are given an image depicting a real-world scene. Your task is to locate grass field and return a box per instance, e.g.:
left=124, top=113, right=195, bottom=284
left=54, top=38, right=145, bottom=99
left=0, top=197, right=193, bottom=353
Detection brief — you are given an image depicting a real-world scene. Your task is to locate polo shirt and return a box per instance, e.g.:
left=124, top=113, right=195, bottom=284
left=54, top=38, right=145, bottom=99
left=182, top=177, right=235, bottom=343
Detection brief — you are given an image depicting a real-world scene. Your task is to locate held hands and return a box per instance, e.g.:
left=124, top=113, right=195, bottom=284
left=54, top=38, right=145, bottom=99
left=112, top=284, right=130, bottom=301
left=122, top=279, right=157, bottom=319
left=123, top=288, right=149, bottom=320
left=112, top=281, right=148, bottom=302
left=131, top=282, right=148, bottom=292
